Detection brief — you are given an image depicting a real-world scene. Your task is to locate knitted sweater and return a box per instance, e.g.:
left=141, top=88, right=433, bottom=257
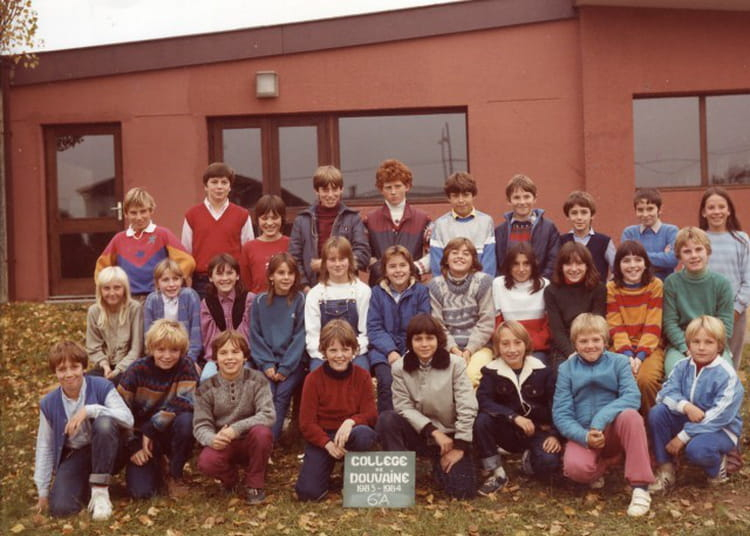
left=143, top=287, right=202, bottom=361
left=299, top=363, right=377, bottom=448
left=428, top=272, right=494, bottom=354
left=491, top=276, right=550, bottom=352
left=543, top=281, right=607, bottom=358
left=117, top=355, right=198, bottom=438
left=706, top=231, right=750, bottom=314
left=429, top=210, right=496, bottom=277
left=193, top=368, right=276, bottom=446
left=663, top=269, right=734, bottom=353
left=606, top=278, right=663, bottom=360
left=85, top=300, right=144, bottom=375
left=249, top=291, right=306, bottom=377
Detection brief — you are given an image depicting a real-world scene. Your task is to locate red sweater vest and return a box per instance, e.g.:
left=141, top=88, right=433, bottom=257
left=185, top=203, right=248, bottom=273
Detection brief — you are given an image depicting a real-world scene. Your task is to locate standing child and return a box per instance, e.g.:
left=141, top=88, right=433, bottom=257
left=365, top=159, right=432, bottom=284
left=649, top=316, right=744, bottom=493
left=429, top=171, right=495, bottom=277
left=560, top=191, right=615, bottom=281
left=117, top=320, right=199, bottom=499
left=295, top=320, right=378, bottom=501
left=553, top=314, right=654, bottom=517
left=194, top=331, right=275, bottom=505
left=663, top=227, right=734, bottom=375
left=621, top=188, right=678, bottom=281
left=95, top=187, right=195, bottom=299
left=86, top=266, right=143, bottom=384
left=288, top=165, right=370, bottom=291
left=240, top=194, right=290, bottom=294
left=33, top=341, right=133, bottom=520
left=182, top=162, right=255, bottom=298
left=474, top=321, right=561, bottom=495
left=494, top=174, right=560, bottom=278
left=544, top=242, right=606, bottom=366
left=698, top=186, right=750, bottom=368
left=428, top=237, right=494, bottom=387
left=367, top=246, right=431, bottom=412
left=250, top=252, right=307, bottom=441
left=491, top=242, right=551, bottom=363
left=305, top=236, right=371, bottom=372
left=200, top=253, right=255, bottom=381
left=377, top=314, right=478, bottom=499
left=143, top=258, right=202, bottom=363
left=606, top=240, right=664, bottom=413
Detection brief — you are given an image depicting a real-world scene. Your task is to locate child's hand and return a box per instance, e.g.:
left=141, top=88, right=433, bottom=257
left=212, top=425, right=236, bottom=450
left=275, top=372, right=287, bottom=382
left=666, top=436, right=686, bottom=456
left=449, top=347, right=464, bottom=358
left=100, top=362, right=112, bottom=377
left=64, top=407, right=88, bottom=437
left=629, top=357, right=641, bottom=376
left=432, top=430, right=454, bottom=456
left=542, top=436, right=562, bottom=454
left=130, top=436, right=153, bottom=466
left=440, top=448, right=464, bottom=473
left=664, top=244, right=671, bottom=253
left=387, top=351, right=401, bottom=364
left=265, top=367, right=277, bottom=381
left=587, top=429, right=605, bottom=449
left=684, top=403, right=705, bottom=423
left=334, top=419, right=354, bottom=449
left=33, top=496, right=48, bottom=514
left=513, top=415, right=535, bottom=437
left=324, top=441, right=346, bottom=460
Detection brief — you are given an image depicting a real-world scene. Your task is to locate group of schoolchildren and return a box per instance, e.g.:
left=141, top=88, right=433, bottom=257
left=35, top=159, right=746, bottom=522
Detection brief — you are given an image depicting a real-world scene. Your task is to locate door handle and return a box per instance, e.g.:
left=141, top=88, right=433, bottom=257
left=110, top=201, right=123, bottom=221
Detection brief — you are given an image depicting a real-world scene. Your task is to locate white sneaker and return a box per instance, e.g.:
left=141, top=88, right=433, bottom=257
left=627, top=488, right=651, bottom=517
left=648, top=463, right=676, bottom=494
left=707, top=455, right=728, bottom=486
left=88, top=487, right=113, bottom=521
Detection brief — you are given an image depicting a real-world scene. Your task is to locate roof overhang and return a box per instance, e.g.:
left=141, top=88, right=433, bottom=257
left=574, top=0, right=750, bottom=11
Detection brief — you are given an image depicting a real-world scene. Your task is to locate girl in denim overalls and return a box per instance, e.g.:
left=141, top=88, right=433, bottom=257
left=304, top=236, right=371, bottom=372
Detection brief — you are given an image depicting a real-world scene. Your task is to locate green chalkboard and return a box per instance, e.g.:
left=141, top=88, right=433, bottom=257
left=343, top=451, right=416, bottom=508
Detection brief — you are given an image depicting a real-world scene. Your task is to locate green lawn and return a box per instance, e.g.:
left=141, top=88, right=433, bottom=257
left=2, top=302, right=749, bottom=535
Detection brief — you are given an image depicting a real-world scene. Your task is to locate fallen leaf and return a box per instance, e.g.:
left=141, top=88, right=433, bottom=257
left=147, top=506, right=159, bottom=516
left=669, top=509, right=682, bottom=519
left=563, top=506, right=576, bottom=517
left=550, top=524, right=563, bottom=535
left=202, top=516, right=216, bottom=529
left=704, top=520, right=716, bottom=527
left=138, top=514, right=154, bottom=527
left=9, top=524, right=24, bottom=534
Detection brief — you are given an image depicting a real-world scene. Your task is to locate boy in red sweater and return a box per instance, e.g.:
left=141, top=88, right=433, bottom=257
left=295, top=319, right=378, bottom=501
left=182, top=163, right=255, bottom=298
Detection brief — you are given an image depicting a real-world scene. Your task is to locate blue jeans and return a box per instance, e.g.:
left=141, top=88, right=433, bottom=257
left=473, top=412, right=560, bottom=478
left=48, top=416, right=121, bottom=517
left=371, top=361, right=394, bottom=413
left=295, top=425, right=378, bottom=501
left=376, top=410, right=476, bottom=499
left=266, top=362, right=306, bottom=441
left=125, top=412, right=194, bottom=498
left=649, top=403, right=735, bottom=477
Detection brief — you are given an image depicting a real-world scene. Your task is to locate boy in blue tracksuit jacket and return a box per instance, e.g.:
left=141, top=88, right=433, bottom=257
left=648, top=315, right=744, bottom=493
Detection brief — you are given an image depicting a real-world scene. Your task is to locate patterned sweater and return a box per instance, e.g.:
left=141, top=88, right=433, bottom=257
left=606, top=278, right=663, bottom=360
left=428, top=271, right=494, bottom=354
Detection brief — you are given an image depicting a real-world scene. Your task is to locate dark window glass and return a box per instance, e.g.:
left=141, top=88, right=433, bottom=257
left=223, top=128, right=263, bottom=207
left=707, top=94, right=750, bottom=185
left=279, top=126, right=318, bottom=207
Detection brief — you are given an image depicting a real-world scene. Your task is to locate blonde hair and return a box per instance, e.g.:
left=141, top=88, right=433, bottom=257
left=570, top=313, right=609, bottom=346
left=492, top=320, right=533, bottom=357
left=145, top=319, right=189, bottom=355
left=685, top=315, right=726, bottom=354
left=153, top=258, right=185, bottom=286
left=123, top=187, right=156, bottom=212
left=95, top=266, right=133, bottom=327
left=675, top=226, right=712, bottom=258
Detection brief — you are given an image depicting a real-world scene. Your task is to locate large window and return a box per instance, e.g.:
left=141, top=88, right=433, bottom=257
left=208, top=110, right=468, bottom=208
left=633, top=94, right=750, bottom=187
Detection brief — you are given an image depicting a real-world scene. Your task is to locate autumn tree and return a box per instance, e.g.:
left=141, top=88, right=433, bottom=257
left=1, top=0, right=42, bottom=302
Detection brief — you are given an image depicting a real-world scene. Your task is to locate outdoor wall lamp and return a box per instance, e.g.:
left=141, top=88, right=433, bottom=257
left=256, top=71, right=279, bottom=98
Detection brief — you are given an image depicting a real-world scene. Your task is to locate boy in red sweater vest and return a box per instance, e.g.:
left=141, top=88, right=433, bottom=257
left=182, top=163, right=255, bottom=298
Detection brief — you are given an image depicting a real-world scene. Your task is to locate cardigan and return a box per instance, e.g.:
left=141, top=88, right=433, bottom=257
left=85, top=300, right=144, bottom=375
left=143, top=287, right=202, bottom=361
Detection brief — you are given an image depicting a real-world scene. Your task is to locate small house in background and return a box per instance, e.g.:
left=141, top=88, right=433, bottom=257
left=4, top=0, right=749, bottom=300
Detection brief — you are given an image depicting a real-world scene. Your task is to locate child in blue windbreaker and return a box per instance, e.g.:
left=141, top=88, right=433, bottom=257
left=648, top=315, right=744, bottom=493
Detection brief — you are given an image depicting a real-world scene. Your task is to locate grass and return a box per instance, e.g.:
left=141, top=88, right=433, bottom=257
left=1, top=302, right=750, bottom=535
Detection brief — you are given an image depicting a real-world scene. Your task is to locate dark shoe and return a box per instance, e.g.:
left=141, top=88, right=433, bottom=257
left=245, top=487, right=266, bottom=505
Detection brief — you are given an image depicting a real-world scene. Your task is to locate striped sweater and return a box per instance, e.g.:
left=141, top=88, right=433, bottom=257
left=606, top=278, right=663, bottom=360
left=492, top=276, right=550, bottom=352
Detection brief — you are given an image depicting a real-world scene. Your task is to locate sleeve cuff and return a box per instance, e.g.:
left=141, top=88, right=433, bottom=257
left=676, top=400, right=688, bottom=414
left=635, top=351, right=647, bottom=361
left=677, top=430, right=691, bottom=443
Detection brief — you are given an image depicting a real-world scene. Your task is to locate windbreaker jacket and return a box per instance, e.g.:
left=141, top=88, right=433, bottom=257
left=367, top=279, right=430, bottom=360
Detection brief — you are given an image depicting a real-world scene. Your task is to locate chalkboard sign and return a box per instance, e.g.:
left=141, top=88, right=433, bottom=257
left=343, top=451, right=416, bottom=508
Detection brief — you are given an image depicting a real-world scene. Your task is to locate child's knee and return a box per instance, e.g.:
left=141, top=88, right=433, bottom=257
left=563, top=453, right=599, bottom=483
left=92, top=415, right=118, bottom=437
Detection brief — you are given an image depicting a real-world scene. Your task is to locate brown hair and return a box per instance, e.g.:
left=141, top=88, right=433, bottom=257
left=698, top=186, right=745, bottom=239
left=612, top=240, right=653, bottom=287
left=405, top=313, right=448, bottom=353
left=552, top=241, right=600, bottom=290
left=563, top=190, right=596, bottom=216
left=207, top=253, right=244, bottom=296
left=203, top=162, right=235, bottom=186
left=265, top=252, right=302, bottom=304
left=633, top=187, right=662, bottom=209
left=440, top=237, right=482, bottom=278
left=313, top=165, right=344, bottom=190
left=319, top=318, right=359, bottom=355
left=211, top=330, right=251, bottom=362
left=380, top=245, right=419, bottom=282
left=505, top=174, right=537, bottom=200
left=145, top=319, right=189, bottom=356
left=48, top=341, right=88, bottom=373
left=376, top=159, right=413, bottom=190
left=319, top=236, right=358, bottom=284
left=253, top=194, right=286, bottom=228
left=500, top=242, right=544, bottom=293
left=492, top=320, right=533, bottom=357
left=444, top=172, right=477, bottom=196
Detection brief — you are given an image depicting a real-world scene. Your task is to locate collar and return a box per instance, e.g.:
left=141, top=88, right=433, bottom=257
left=385, top=199, right=406, bottom=212
left=451, top=208, right=476, bottom=220
left=568, top=228, right=594, bottom=238
left=510, top=211, right=538, bottom=225
left=218, top=289, right=237, bottom=302
left=204, top=198, right=229, bottom=213
left=126, top=222, right=156, bottom=237
left=379, top=277, right=416, bottom=296
left=639, top=220, right=662, bottom=234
